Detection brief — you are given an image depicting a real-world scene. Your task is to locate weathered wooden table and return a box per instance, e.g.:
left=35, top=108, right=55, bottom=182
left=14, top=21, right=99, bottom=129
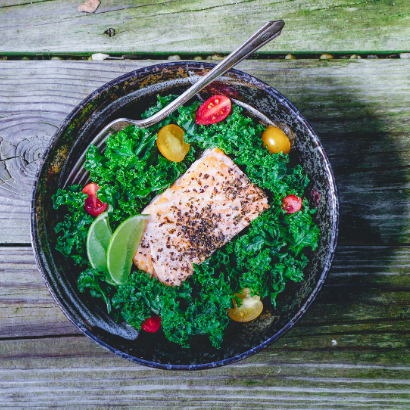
left=1, top=1, right=410, bottom=408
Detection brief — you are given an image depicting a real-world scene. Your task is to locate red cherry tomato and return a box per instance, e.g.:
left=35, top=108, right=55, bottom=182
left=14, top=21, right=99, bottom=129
left=195, top=95, right=231, bottom=125
left=82, top=183, right=107, bottom=217
left=82, top=182, right=99, bottom=197
left=282, top=195, right=302, bottom=214
left=141, top=315, right=161, bottom=333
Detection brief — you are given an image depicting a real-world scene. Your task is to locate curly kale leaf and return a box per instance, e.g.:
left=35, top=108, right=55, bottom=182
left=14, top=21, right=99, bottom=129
left=175, top=101, right=201, bottom=137
left=141, top=94, right=178, bottom=131
left=78, top=269, right=115, bottom=314
left=207, top=204, right=320, bottom=307
left=183, top=105, right=260, bottom=156
left=111, top=272, right=155, bottom=328
left=112, top=268, right=232, bottom=349
left=285, top=200, right=321, bottom=256
left=52, top=185, right=93, bottom=267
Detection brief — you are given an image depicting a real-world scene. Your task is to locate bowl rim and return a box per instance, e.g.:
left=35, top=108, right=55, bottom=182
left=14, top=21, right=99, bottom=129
left=31, top=61, right=339, bottom=371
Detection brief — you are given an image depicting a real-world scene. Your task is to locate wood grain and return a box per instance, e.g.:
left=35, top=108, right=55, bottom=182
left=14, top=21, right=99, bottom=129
left=1, top=340, right=410, bottom=410
left=0, top=245, right=409, bottom=407
left=1, top=0, right=410, bottom=54
left=1, top=343, right=410, bottom=409
left=1, top=59, right=410, bottom=245
left=0, top=247, right=80, bottom=338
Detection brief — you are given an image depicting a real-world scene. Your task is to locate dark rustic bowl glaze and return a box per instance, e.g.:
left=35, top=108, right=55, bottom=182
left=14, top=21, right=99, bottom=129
left=31, top=62, right=339, bottom=370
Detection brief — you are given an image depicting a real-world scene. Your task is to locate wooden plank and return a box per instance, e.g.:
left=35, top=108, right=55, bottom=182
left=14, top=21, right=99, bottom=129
left=1, top=340, right=410, bottom=409
left=1, top=0, right=410, bottom=54
left=0, top=247, right=80, bottom=338
left=1, top=246, right=409, bottom=352
left=1, top=339, right=410, bottom=410
left=1, top=59, right=410, bottom=244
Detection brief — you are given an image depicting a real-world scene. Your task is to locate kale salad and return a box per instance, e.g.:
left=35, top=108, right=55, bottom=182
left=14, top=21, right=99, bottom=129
left=53, top=94, right=320, bottom=349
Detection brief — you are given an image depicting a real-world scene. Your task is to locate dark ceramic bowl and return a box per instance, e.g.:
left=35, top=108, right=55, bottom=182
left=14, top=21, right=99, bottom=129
left=31, top=62, right=339, bottom=370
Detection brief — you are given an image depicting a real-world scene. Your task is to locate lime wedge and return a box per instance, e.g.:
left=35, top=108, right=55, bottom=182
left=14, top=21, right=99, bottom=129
left=87, top=210, right=112, bottom=276
left=107, top=214, right=149, bottom=285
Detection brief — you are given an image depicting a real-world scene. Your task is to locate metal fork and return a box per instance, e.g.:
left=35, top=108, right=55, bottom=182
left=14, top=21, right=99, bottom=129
left=63, top=20, right=285, bottom=188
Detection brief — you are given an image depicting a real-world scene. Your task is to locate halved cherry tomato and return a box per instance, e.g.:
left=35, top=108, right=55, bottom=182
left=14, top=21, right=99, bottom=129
left=261, top=126, right=291, bottom=154
left=82, top=182, right=99, bottom=197
left=282, top=195, right=302, bottom=214
left=141, top=314, right=161, bottom=333
left=195, top=95, right=231, bottom=125
left=157, top=124, right=190, bottom=162
left=228, top=288, right=263, bottom=322
left=82, top=183, right=107, bottom=217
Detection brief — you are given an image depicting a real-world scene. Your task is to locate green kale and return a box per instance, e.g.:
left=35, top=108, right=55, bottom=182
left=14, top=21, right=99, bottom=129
left=77, top=268, right=115, bottom=314
left=53, top=185, right=93, bottom=267
left=232, top=205, right=319, bottom=306
left=112, top=267, right=232, bottom=348
left=111, top=272, right=156, bottom=328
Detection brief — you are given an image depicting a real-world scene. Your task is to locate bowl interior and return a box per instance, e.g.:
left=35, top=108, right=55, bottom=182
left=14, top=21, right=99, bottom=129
left=31, top=62, right=338, bottom=370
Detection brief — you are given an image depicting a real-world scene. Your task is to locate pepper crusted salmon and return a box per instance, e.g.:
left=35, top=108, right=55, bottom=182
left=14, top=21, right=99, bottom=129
left=133, top=147, right=269, bottom=286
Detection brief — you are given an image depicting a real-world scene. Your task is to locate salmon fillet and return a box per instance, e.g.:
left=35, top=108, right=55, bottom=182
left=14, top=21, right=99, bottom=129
left=133, top=147, right=269, bottom=286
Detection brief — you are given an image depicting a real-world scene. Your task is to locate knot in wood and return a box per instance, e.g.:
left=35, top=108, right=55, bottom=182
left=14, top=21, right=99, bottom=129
left=104, top=28, right=116, bottom=37
left=0, top=136, right=49, bottom=191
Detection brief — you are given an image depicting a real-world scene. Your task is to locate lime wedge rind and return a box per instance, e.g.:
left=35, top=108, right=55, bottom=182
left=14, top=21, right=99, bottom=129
left=86, top=210, right=112, bottom=276
left=107, top=214, right=149, bottom=285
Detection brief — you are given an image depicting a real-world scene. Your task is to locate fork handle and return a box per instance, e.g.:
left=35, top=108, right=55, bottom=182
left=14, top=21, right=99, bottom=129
left=141, top=20, right=285, bottom=128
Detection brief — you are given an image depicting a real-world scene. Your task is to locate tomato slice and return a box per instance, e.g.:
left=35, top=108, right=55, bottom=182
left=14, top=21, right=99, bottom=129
left=141, top=315, right=161, bottom=333
left=82, top=183, right=107, bottom=217
left=82, top=182, right=99, bottom=197
left=156, top=124, right=190, bottom=162
left=228, top=288, right=263, bottom=322
left=195, top=95, right=231, bottom=125
left=282, top=195, right=302, bottom=214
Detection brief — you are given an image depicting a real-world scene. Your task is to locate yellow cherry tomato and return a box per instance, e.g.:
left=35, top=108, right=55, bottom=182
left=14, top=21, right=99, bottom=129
left=228, top=288, right=263, bottom=322
left=261, top=126, right=291, bottom=154
left=156, top=124, right=190, bottom=162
